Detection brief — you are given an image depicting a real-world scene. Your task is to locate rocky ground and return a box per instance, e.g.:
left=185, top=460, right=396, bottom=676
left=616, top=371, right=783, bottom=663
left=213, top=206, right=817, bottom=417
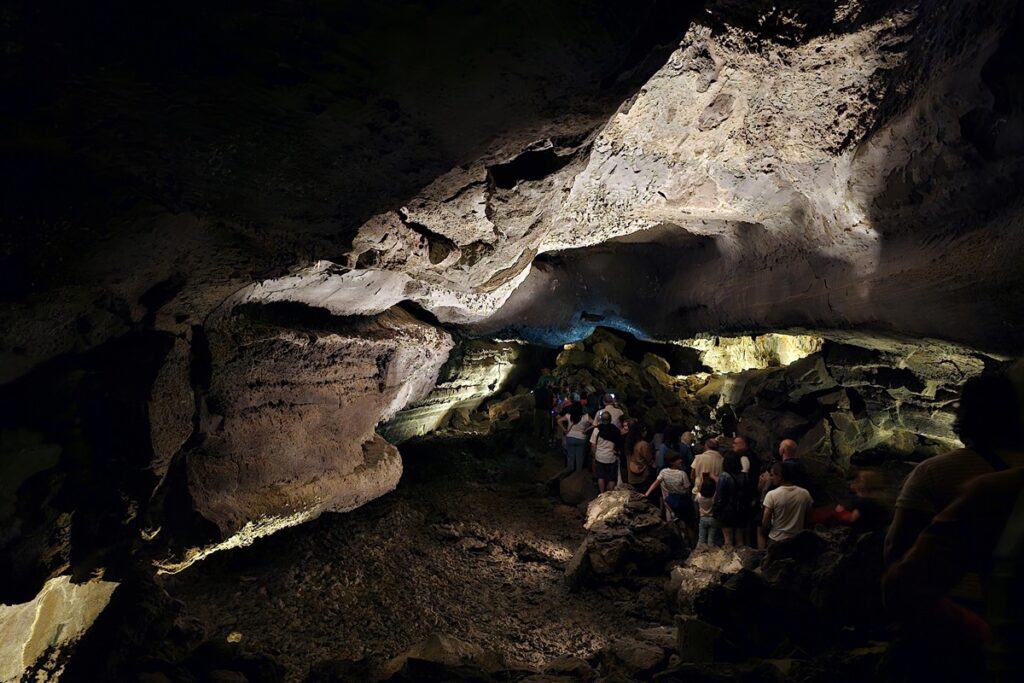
left=161, top=436, right=663, bottom=681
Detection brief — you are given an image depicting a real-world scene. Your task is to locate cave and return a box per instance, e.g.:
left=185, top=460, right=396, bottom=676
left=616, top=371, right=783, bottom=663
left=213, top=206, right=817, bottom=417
left=3, top=1, right=1024, bottom=681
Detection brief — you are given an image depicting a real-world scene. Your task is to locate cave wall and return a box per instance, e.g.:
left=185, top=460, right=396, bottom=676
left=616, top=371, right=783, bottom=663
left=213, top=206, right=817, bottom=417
left=152, top=303, right=453, bottom=570
left=1, top=0, right=693, bottom=596
left=2, top=1, right=1023, bottom=638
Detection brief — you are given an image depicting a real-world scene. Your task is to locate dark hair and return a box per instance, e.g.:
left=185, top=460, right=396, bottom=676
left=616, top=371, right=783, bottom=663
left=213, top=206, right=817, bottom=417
left=700, top=477, right=717, bottom=497
left=771, top=461, right=788, bottom=481
left=955, top=373, right=1024, bottom=450
left=664, top=425, right=683, bottom=446
left=723, top=452, right=742, bottom=476
left=568, top=401, right=583, bottom=424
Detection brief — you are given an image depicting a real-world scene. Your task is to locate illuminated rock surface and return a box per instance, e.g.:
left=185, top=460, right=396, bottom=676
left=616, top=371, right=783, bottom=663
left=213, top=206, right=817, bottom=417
left=2, top=0, right=1023, bottom=677
left=0, top=576, right=118, bottom=681
left=155, top=304, right=453, bottom=571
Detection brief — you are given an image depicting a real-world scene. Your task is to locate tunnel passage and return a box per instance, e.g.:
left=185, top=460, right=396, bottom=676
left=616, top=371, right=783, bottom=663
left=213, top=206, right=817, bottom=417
left=3, top=0, right=1024, bottom=680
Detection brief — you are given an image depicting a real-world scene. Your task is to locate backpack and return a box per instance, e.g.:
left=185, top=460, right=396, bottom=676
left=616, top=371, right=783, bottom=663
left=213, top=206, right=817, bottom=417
left=714, top=472, right=749, bottom=520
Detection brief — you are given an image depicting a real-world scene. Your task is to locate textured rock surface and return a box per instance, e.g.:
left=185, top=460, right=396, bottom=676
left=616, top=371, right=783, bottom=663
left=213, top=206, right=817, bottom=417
left=0, top=575, right=118, bottom=681
left=156, top=304, right=453, bottom=571
left=471, top=0, right=1024, bottom=354
left=566, top=490, right=684, bottom=589
left=3, top=0, right=1023, bottom=624
left=381, top=340, right=532, bottom=443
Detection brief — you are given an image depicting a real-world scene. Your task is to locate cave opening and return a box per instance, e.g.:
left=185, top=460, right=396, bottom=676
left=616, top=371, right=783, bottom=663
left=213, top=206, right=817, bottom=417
left=4, top=0, right=1024, bottom=681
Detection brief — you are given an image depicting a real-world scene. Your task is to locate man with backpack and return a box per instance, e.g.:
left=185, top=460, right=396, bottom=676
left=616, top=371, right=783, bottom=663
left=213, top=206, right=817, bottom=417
left=714, top=453, right=751, bottom=547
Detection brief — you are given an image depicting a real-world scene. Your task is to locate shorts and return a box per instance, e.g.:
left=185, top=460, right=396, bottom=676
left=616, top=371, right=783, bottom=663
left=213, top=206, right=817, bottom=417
left=665, top=493, right=696, bottom=523
left=594, top=461, right=619, bottom=482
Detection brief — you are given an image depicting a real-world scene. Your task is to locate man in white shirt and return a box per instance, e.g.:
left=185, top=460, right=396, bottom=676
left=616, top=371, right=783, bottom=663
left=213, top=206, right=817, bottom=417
left=590, top=412, right=622, bottom=493
left=594, top=394, right=625, bottom=429
left=761, top=462, right=814, bottom=547
left=690, top=438, right=723, bottom=494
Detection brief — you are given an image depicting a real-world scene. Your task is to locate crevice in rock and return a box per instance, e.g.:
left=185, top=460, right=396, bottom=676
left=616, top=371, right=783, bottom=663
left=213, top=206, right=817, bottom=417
left=397, top=208, right=458, bottom=265
left=487, top=142, right=581, bottom=190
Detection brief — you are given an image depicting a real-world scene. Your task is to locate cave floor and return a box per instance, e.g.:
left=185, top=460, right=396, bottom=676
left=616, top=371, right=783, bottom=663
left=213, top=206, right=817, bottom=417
left=161, top=436, right=662, bottom=681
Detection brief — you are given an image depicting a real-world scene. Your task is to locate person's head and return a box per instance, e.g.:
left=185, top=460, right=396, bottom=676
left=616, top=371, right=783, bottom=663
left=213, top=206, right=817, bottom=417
left=778, top=439, right=798, bottom=461
left=600, top=411, right=612, bottom=425
left=568, top=401, right=583, bottom=423
left=667, top=455, right=684, bottom=470
left=723, top=452, right=742, bottom=476
left=732, top=436, right=749, bottom=454
left=682, top=431, right=694, bottom=446
left=603, top=393, right=615, bottom=406
left=954, top=372, right=1024, bottom=451
left=665, top=425, right=683, bottom=446
left=770, top=461, right=789, bottom=486
left=700, top=476, right=717, bottom=497
left=705, top=437, right=719, bottom=452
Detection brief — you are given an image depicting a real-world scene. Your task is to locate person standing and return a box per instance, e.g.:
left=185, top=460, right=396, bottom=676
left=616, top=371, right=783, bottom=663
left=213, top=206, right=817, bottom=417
left=627, top=424, right=655, bottom=491
left=714, top=453, right=749, bottom=547
left=560, top=402, right=592, bottom=472
left=590, top=412, right=622, bottom=493
left=532, top=374, right=554, bottom=444
left=732, top=435, right=753, bottom=475
left=646, top=455, right=694, bottom=544
left=886, top=370, right=1024, bottom=566
left=680, top=431, right=695, bottom=469
left=760, top=462, right=814, bottom=547
left=691, top=437, right=723, bottom=495
left=696, top=477, right=721, bottom=548
left=595, top=394, right=625, bottom=429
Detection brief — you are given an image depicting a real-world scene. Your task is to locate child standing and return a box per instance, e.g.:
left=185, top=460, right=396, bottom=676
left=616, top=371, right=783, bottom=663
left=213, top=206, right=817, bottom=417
left=697, top=477, right=721, bottom=547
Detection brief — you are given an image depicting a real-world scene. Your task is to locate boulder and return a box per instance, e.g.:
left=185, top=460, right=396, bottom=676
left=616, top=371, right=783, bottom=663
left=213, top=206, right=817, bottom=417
left=602, top=637, right=666, bottom=677
left=556, top=346, right=595, bottom=368
left=379, top=634, right=517, bottom=681
left=669, top=546, right=761, bottom=610
left=590, top=328, right=627, bottom=353
left=566, top=491, right=684, bottom=590
left=674, top=615, right=723, bottom=663
left=690, top=529, right=887, bottom=658
left=559, top=470, right=598, bottom=506
left=642, top=352, right=671, bottom=374
left=543, top=656, right=595, bottom=681
left=584, top=489, right=633, bottom=530
left=636, top=625, right=677, bottom=653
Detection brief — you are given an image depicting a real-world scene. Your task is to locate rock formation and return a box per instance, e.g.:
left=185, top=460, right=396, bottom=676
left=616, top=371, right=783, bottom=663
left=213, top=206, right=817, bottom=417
left=3, top=1, right=1024, bottom=676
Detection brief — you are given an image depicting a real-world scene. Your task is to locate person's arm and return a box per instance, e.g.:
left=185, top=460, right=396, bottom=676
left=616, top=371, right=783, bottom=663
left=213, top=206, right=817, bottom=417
left=761, top=505, right=772, bottom=531
left=644, top=474, right=661, bottom=498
